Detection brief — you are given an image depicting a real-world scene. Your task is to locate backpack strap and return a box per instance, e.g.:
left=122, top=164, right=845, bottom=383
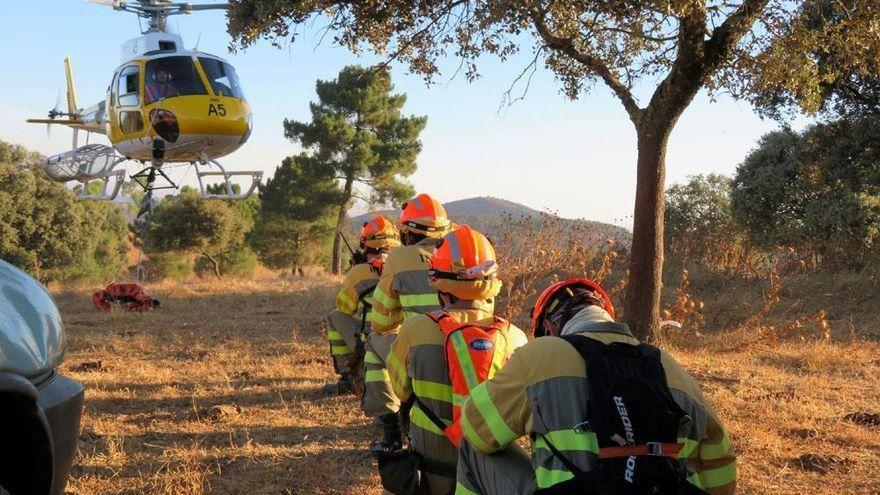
left=426, top=309, right=450, bottom=323
left=355, top=284, right=377, bottom=334
left=490, top=316, right=509, bottom=331
left=410, top=394, right=449, bottom=435
left=410, top=308, right=455, bottom=436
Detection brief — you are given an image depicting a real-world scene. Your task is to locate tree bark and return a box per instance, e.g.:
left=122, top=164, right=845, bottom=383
left=331, top=174, right=356, bottom=275
left=624, top=120, right=674, bottom=341
left=200, top=252, right=222, bottom=278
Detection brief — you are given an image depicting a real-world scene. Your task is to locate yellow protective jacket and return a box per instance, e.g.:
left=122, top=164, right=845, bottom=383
left=329, top=262, right=381, bottom=358
left=459, top=306, right=737, bottom=495
left=388, top=302, right=529, bottom=468
left=370, top=237, right=441, bottom=334
left=336, top=262, right=381, bottom=317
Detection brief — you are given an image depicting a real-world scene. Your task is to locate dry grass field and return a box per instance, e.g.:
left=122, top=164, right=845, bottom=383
left=54, top=275, right=880, bottom=494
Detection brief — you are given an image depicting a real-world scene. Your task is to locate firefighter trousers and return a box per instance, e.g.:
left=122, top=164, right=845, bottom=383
left=363, top=330, right=400, bottom=417
left=326, top=309, right=363, bottom=374
left=455, top=439, right=536, bottom=495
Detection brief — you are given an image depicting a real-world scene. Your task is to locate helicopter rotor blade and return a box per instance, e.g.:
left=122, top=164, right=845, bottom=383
left=84, top=0, right=124, bottom=7
left=53, top=88, right=63, bottom=116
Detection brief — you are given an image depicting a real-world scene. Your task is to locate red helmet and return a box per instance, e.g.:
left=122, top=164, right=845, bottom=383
left=530, top=278, right=614, bottom=335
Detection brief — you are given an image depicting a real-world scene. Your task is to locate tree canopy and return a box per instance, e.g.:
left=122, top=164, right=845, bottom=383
left=146, top=191, right=252, bottom=277
left=665, top=174, right=744, bottom=268
left=742, top=0, right=880, bottom=121
left=229, top=1, right=878, bottom=121
left=285, top=65, right=426, bottom=273
left=251, top=154, right=340, bottom=273
left=731, top=115, right=880, bottom=268
left=0, top=141, right=128, bottom=282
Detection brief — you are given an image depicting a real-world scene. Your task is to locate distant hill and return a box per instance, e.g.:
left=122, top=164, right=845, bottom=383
left=350, top=196, right=631, bottom=247
left=444, top=197, right=540, bottom=218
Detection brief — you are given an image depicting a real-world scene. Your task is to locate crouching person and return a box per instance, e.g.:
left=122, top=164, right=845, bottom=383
left=366, top=194, right=451, bottom=455
left=325, top=216, right=400, bottom=395
left=383, top=225, right=528, bottom=495
left=455, top=278, right=737, bottom=495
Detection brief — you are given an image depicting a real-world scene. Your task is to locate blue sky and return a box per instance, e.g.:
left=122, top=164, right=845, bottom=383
left=1, top=1, right=793, bottom=227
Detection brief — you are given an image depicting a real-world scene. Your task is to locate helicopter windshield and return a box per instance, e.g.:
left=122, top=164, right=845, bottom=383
left=198, top=58, right=245, bottom=100
left=145, top=56, right=208, bottom=104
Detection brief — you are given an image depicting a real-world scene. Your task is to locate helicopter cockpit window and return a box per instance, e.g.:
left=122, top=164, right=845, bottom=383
left=198, top=58, right=245, bottom=99
left=145, top=56, right=207, bottom=104
left=117, top=66, right=140, bottom=107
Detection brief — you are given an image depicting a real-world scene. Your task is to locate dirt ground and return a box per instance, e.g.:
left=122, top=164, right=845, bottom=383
left=55, top=277, right=880, bottom=494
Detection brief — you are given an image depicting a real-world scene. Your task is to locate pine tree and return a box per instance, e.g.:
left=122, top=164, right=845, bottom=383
left=285, top=65, right=427, bottom=273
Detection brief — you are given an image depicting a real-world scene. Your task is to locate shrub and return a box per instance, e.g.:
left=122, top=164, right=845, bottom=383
left=142, top=252, right=192, bottom=282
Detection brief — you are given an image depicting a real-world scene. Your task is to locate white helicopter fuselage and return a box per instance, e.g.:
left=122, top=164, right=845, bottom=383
left=100, top=31, right=252, bottom=163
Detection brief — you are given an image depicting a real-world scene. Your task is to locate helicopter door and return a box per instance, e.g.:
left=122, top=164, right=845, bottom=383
left=110, top=65, right=146, bottom=141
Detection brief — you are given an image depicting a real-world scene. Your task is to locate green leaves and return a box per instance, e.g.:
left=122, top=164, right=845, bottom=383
left=284, top=65, right=424, bottom=208
left=0, top=140, right=128, bottom=282
left=148, top=195, right=248, bottom=254
left=731, top=116, right=880, bottom=267
left=665, top=173, right=746, bottom=267
left=742, top=0, right=880, bottom=120
left=282, top=65, right=424, bottom=272
left=251, top=154, right=339, bottom=271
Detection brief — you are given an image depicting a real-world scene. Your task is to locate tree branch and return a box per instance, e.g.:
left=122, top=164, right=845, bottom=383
left=645, top=1, right=768, bottom=126
left=377, top=0, right=469, bottom=68
left=598, top=26, right=678, bottom=43
left=499, top=47, right=543, bottom=112
left=704, top=0, right=771, bottom=74
left=527, top=4, right=642, bottom=123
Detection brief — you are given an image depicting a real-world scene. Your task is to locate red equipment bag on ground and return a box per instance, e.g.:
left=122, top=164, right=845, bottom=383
left=93, top=283, right=160, bottom=312
left=421, top=309, right=512, bottom=446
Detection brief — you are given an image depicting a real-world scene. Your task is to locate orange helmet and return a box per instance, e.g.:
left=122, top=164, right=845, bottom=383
left=429, top=225, right=502, bottom=300
left=399, top=193, right=450, bottom=238
left=530, top=278, right=614, bottom=335
left=359, top=215, right=401, bottom=250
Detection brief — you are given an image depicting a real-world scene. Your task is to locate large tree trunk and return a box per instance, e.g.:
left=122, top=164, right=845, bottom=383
left=623, top=120, right=674, bottom=341
left=331, top=175, right=356, bottom=275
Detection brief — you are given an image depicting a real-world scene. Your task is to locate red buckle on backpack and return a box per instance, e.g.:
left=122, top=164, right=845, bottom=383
left=599, top=442, right=682, bottom=459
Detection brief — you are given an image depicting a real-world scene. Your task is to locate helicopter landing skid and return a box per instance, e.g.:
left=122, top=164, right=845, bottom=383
left=195, top=158, right=263, bottom=200
left=79, top=168, right=127, bottom=201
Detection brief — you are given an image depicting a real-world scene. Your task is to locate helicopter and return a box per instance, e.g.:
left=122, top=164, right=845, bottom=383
left=27, top=0, right=262, bottom=203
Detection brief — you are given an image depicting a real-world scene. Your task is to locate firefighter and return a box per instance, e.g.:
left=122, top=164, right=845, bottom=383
left=325, top=215, right=400, bottom=395
left=454, top=279, right=737, bottom=495
left=386, top=225, right=528, bottom=494
left=366, top=193, right=451, bottom=454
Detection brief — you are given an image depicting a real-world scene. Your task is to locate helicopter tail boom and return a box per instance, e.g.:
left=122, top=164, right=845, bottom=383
left=65, top=57, right=78, bottom=117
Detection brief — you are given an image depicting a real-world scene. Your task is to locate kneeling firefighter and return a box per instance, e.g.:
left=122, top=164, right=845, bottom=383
left=366, top=194, right=451, bottom=455
left=454, top=279, right=737, bottom=495
left=382, top=225, right=528, bottom=495
left=325, top=216, right=400, bottom=395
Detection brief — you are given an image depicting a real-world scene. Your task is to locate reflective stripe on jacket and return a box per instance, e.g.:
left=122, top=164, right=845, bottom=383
left=370, top=238, right=440, bottom=334
left=330, top=262, right=379, bottom=357
left=388, top=304, right=529, bottom=467
left=458, top=307, right=737, bottom=495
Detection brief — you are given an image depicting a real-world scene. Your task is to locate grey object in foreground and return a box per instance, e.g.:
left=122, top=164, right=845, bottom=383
left=0, top=259, right=84, bottom=495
